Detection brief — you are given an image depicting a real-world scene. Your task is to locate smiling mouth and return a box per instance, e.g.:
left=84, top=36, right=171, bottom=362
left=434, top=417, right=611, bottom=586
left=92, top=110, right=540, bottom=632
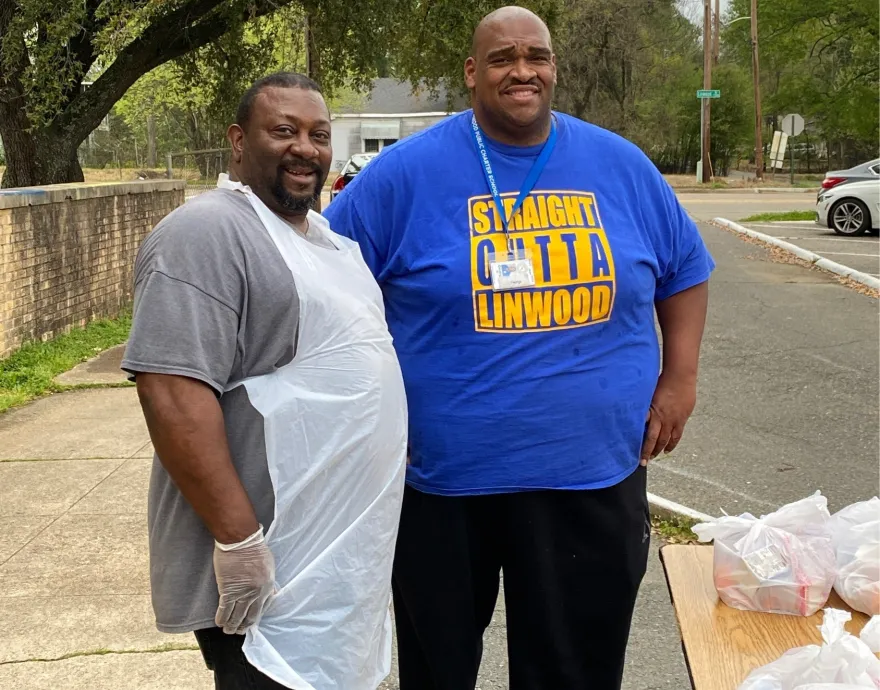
left=504, top=88, right=539, bottom=101
left=283, top=168, right=317, bottom=183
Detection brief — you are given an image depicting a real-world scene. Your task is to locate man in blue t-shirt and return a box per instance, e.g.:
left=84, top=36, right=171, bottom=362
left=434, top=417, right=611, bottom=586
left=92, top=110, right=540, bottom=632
left=324, top=6, right=714, bottom=689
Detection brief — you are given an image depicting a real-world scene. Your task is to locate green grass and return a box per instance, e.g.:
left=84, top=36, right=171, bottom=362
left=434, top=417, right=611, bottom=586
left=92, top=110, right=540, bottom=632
left=651, top=514, right=699, bottom=543
left=0, top=311, right=131, bottom=413
left=739, top=210, right=816, bottom=223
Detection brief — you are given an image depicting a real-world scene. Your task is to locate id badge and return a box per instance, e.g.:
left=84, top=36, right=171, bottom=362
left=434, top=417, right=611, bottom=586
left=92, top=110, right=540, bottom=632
left=489, top=248, right=536, bottom=292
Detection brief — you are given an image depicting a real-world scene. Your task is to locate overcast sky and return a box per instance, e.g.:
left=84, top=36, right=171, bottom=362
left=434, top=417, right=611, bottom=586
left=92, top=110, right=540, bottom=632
left=678, top=0, right=733, bottom=26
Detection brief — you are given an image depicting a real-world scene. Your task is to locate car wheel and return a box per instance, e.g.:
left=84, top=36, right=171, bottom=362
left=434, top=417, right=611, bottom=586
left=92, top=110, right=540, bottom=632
left=829, top=198, right=870, bottom=236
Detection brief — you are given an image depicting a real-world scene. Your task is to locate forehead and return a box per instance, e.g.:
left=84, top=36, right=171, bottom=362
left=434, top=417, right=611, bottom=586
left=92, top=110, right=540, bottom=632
left=477, top=16, right=552, bottom=57
left=251, top=86, right=329, bottom=124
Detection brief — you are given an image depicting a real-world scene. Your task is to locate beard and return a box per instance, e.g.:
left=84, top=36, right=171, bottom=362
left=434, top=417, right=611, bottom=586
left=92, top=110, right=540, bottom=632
left=270, top=158, right=323, bottom=213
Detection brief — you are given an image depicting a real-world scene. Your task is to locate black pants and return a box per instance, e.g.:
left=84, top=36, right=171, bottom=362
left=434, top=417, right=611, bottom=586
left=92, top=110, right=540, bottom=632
left=392, top=466, right=651, bottom=690
left=194, top=627, right=288, bottom=690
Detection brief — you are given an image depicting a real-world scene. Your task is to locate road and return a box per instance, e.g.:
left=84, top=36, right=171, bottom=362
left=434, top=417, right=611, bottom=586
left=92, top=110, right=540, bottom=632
left=678, top=189, right=816, bottom=223
left=649, top=193, right=880, bottom=518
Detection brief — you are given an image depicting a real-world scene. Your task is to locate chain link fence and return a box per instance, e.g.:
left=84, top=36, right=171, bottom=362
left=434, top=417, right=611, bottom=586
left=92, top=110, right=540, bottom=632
left=166, top=149, right=230, bottom=199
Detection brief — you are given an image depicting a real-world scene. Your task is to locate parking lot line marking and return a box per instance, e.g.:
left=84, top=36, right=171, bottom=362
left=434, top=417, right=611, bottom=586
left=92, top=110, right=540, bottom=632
left=814, top=251, right=880, bottom=258
left=774, top=236, right=880, bottom=244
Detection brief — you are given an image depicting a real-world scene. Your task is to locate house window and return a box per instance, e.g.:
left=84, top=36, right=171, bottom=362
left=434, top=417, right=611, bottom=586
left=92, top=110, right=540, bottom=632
left=363, top=138, right=398, bottom=154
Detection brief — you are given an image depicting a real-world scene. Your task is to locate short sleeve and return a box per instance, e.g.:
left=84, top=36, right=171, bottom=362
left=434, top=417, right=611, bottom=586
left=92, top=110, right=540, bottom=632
left=122, top=271, right=239, bottom=394
left=653, top=179, right=716, bottom=302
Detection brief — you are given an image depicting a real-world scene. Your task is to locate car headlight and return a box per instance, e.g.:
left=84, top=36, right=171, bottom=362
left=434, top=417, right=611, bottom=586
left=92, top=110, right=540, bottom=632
left=818, top=193, right=832, bottom=202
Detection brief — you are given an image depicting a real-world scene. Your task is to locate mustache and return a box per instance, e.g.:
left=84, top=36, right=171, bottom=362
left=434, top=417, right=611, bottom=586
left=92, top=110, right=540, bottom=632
left=279, top=157, right=322, bottom=175
left=502, top=79, right=541, bottom=90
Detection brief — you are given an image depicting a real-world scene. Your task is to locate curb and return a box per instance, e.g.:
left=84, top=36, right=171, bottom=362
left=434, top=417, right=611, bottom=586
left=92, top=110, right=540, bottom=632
left=647, top=492, right=714, bottom=523
left=673, top=187, right=818, bottom=194
left=752, top=187, right=818, bottom=194
left=713, top=217, right=880, bottom=291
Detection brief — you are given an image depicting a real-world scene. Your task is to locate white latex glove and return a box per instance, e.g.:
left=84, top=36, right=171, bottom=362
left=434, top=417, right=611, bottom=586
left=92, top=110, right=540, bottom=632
left=213, top=525, right=276, bottom=634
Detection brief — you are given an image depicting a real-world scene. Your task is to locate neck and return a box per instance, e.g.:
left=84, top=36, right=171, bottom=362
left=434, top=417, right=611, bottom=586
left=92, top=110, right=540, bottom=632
left=472, top=105, right=552, bottom=147
left=280, top=211, right=309, bottom=234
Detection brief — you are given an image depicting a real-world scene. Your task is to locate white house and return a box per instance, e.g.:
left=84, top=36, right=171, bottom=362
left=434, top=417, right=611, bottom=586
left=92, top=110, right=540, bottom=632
left=330, top=79, right=467, bottom=171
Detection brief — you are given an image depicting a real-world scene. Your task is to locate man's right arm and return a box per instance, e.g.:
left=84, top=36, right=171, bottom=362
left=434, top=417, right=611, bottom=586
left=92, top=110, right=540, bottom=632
left=135, top=373, right=258, bottom=544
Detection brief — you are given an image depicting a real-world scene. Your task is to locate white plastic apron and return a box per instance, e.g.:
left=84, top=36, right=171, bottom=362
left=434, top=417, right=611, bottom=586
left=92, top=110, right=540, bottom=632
left=217, top=176, right=408, bottom=689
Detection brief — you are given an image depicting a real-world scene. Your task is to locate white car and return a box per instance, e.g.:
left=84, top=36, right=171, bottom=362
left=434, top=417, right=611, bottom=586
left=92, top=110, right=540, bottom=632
left=816, top=179, right=880, bottom=236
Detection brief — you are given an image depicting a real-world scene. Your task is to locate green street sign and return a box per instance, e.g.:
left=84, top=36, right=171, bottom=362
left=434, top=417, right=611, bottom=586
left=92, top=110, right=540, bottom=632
left=697, top=89, right=721, bottom=98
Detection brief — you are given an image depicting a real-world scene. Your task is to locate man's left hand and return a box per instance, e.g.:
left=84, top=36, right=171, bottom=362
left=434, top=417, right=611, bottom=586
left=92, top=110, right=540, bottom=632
left=641, top=373, right=697, bottom=465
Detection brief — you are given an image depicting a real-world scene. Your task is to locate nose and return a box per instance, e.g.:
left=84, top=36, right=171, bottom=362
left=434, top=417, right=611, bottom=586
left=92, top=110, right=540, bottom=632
left=510, top=57, right=537, bottom=83
left=288, top=130, right=320, bottom=161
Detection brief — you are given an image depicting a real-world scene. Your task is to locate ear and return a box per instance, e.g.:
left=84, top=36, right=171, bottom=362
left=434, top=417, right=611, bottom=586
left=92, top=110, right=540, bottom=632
left=464, top=56, right=477, bottom=90
left=551, top=53, right=558, bottom=85
left=227, top=124, right=244, bottom=163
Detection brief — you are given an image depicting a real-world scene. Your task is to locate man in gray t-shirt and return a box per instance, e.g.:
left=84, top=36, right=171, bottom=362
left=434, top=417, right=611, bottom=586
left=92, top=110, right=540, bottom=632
left=123, top=72, right=404, bottom=690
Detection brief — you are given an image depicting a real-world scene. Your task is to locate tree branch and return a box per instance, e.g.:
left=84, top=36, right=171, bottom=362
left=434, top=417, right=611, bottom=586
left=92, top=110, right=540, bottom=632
left=55, top=0, right=293, bottom=146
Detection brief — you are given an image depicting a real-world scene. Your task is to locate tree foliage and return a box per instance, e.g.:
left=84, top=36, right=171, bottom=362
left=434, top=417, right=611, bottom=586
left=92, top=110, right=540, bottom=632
left=0, top=0, right=408, bottom=187
left=724, top=0, right=879, bottom=168
left=2, top=0, right=876, bottom=187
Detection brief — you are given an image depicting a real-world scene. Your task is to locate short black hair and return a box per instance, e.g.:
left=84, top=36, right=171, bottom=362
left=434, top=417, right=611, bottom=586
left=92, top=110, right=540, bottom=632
left=235, top=72, right=321, bottom=128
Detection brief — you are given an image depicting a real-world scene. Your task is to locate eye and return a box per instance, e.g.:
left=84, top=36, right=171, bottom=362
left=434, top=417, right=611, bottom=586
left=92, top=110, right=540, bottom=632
left=275, top=125, right=295, bottom=136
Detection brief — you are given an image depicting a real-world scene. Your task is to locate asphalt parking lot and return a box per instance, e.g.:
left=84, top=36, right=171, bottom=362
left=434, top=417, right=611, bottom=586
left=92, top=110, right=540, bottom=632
left=739, top=220, right=880, bottom=277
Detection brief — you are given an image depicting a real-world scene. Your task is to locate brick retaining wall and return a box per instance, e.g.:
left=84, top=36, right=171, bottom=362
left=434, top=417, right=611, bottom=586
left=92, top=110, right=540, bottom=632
left=0, top=181, right=184, bottom=357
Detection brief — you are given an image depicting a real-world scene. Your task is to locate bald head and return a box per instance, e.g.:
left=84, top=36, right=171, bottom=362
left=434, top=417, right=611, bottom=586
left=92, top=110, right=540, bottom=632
left=470, top=6, right=551, bottom=59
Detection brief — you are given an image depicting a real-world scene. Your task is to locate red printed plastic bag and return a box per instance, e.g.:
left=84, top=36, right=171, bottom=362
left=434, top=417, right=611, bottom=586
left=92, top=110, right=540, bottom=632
left=829, top=498, right=880, bottom=616
left=694, top=493, right=837, bottom=616
left=737, top=609, right=880, bottom=689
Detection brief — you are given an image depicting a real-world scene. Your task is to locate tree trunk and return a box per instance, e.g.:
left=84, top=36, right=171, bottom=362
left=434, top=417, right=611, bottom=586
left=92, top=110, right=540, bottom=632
left=146, top=115, right=158, bottom=168
left=0, top=127, right=84, bottom=188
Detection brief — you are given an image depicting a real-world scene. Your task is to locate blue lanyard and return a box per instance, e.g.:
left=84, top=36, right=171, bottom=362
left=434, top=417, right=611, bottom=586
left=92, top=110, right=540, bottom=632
left=470, top=113, right=557, bottom=248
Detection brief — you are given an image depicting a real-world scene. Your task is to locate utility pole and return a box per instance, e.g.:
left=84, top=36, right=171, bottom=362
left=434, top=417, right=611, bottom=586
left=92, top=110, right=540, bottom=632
left=701, top=0, right=713, bottom=183
left=304, top=14, right=312, bottom=78
left=750, top=0, right=763, bottom=179
left=713, top=0, right=720, bottom=63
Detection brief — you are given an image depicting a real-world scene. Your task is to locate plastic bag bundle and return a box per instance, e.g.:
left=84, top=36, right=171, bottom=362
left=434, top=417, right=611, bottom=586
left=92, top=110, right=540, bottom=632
left=737, top=609, right=880, bottom=690
left=694, top=493, right=837, bottom=616
left=793, top=686, right=876, bottom=690
left=829, top=497, right=880, bottom=616
left=860, top=615, right=880, bottom=654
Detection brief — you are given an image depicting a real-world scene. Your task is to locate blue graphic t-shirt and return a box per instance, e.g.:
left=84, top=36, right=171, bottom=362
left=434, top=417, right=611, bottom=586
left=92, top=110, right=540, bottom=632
left=323, top=111, right=714, bottom=495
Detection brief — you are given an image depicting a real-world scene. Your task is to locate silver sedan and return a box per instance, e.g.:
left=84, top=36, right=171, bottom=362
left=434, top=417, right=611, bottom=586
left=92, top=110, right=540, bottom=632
left=816, top=179, right=880, bottom=236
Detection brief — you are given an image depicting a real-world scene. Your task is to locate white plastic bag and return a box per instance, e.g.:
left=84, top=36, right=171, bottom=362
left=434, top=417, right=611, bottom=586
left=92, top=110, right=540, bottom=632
left=861, top=615, right=880, bottom=654
left=793, top=685, right=875, bottom=689
left=694, top=493, right=837, bottom=616
left=737, top=609, right=880, bottom=689
left=829, top=497, right=880, bottom=615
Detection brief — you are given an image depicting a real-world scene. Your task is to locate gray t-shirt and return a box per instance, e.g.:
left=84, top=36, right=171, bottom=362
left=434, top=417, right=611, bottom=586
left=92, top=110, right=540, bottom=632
left=122, top=189, right=299, bottom=633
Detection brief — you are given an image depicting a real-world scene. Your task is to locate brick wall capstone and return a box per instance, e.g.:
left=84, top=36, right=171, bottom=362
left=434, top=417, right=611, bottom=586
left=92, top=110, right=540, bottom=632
left=0, top=180, right=185, bottom=357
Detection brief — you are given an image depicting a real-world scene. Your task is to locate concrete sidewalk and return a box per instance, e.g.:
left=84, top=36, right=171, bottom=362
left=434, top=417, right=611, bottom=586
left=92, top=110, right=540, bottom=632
left=0, top=383, right=688, bottom=689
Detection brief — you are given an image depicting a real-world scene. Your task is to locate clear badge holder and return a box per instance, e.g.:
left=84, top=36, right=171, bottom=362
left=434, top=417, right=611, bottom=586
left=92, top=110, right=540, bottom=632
left=488, top=245, right=536, bottom=291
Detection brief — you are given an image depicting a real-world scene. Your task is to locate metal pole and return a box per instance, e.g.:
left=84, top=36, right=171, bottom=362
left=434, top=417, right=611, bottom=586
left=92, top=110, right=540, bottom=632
left=166, top=153, right=173, bottom=180
left=750, top=0, right=763, bottom=179
left=790, top=136, right=795, bottom=185
left=702, top=0, right=713, bottom=183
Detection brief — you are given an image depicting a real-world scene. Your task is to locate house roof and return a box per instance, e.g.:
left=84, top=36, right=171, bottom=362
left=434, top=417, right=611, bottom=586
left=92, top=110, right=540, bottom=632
left=335, top=78, right=468, bottom=115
